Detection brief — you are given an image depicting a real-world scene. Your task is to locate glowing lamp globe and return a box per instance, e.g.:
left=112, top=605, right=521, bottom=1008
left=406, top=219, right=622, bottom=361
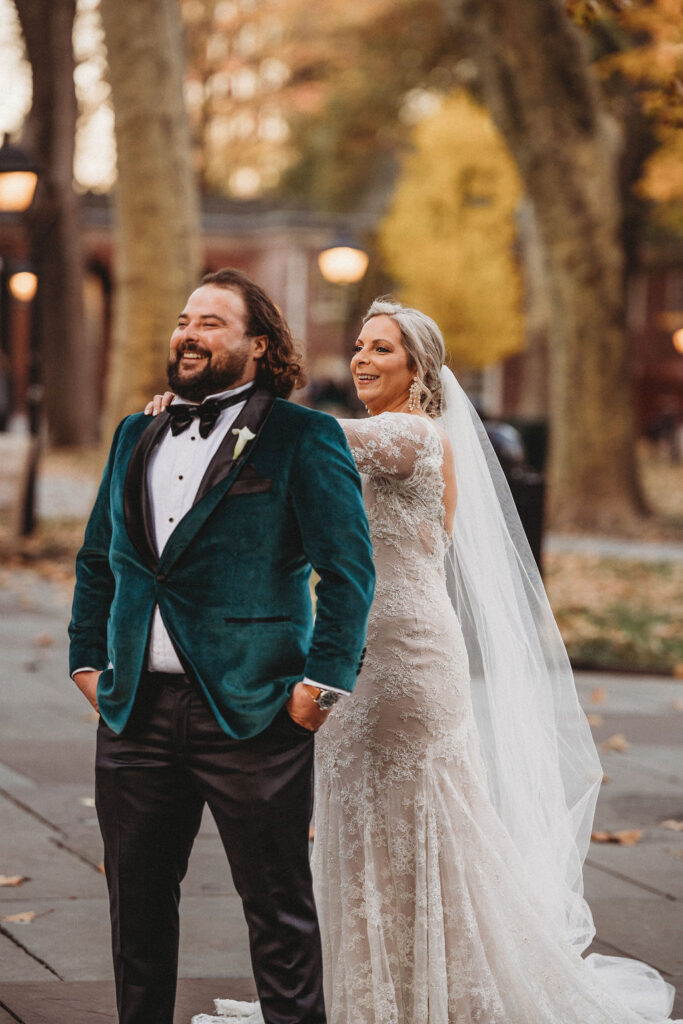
left=9, top=271, right=38, bottom=302
left=673, top=328, right=683, bottom=355
left=318, top=244, right=369, bottom=285
left=0, top=135, right=38, bottom=213
left=0, top=171, right=38, bottom=212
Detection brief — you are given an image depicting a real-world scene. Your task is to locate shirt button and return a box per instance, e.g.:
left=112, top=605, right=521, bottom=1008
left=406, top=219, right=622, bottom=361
left=169, top=517, right=174, bottom=523
left=190, top=435, right=196, bottom=441
left=178, top=475, right=184, bottom=480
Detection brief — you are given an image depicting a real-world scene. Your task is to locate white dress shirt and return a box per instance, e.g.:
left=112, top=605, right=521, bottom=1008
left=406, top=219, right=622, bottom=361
left=74, top=379, right=344, bottom=695
left=146, top=382, right=253, bottom=671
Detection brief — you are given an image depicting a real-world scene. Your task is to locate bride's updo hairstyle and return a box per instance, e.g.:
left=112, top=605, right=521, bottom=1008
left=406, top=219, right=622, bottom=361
left=362, top=298, right=445, bottom=417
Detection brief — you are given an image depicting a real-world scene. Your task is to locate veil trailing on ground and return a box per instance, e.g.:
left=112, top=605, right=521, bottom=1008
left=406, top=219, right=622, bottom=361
left=439, top=364, right=677, bottom=1022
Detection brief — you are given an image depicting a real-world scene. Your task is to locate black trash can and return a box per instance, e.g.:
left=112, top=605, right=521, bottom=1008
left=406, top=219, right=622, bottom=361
left=506, top=466, right=545, bottom=574
left=482, top=420, right=546, bottom=575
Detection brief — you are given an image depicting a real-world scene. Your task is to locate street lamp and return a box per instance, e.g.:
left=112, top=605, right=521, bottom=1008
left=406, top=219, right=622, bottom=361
left=316, top=234, right=369, bottom=404
left=0, top=134, right=38, bottom=213
left=0, top=135, right=40, bottom=534
left=673, top=328, right=683, bottom=355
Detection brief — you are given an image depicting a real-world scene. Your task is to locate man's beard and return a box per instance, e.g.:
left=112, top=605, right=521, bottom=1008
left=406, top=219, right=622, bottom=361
left=167, top=343, right=252, bottom=402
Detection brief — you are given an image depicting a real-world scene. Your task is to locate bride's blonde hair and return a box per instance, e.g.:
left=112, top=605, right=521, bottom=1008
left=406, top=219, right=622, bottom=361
left=362, top=298, right=445, bottom=417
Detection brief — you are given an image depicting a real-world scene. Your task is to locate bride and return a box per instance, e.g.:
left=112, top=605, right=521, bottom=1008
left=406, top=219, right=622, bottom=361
left=152, top=299, right=679, bottom=1024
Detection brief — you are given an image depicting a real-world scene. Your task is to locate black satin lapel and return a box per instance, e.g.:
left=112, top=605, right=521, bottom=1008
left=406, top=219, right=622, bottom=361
left=123, top=412, right=171, bottom=569
left=193, top=388, right=276, bottom=504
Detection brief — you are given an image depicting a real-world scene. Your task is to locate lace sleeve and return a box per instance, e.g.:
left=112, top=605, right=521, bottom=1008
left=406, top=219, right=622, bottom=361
left=338, top=413, right=439, bottom=480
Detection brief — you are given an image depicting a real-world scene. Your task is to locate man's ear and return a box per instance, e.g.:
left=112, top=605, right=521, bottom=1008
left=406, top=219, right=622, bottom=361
left=251, top=335, right=268, bottom=359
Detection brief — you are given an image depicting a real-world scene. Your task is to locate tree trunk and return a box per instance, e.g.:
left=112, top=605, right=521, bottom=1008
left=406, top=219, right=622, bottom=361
left=14, top=0, right=98, bottom=446
left=99, top=0, right=201, bottom=428
left=449, top=0, right=649, bottom=530
left=514, top=198, right=549, bottom=419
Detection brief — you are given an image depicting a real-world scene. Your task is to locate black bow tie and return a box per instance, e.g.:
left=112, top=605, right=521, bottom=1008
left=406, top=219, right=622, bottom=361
left=167, top=387, right=255, bottom=439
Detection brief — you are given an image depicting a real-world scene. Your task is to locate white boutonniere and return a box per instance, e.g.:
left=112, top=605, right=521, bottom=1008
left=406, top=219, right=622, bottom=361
left=232, top=425, right=256, bottom=460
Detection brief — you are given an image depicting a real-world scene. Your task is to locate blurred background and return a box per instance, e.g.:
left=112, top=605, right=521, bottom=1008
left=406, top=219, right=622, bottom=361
left=0, top=0, right=681, bottom=674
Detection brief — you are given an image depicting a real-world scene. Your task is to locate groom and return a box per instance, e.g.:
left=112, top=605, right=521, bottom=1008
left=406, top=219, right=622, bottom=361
left=68, top=268, right=375, bottom=1024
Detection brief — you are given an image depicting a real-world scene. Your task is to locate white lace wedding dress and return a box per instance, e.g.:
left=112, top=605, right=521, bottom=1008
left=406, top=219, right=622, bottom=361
left=194, top=413, right=679, bottom=1024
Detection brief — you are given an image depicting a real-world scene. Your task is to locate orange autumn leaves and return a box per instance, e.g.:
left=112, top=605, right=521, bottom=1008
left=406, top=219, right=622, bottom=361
left=591, top=829, right=644, bottom=847
left=0, top=875, right=35, bottom=925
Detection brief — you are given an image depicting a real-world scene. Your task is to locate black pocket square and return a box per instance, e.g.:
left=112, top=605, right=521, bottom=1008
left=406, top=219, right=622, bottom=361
left=230, top=463, right=272, bottom=495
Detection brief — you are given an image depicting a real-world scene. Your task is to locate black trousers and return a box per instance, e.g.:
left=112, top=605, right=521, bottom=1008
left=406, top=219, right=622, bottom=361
left=95, top=672, right=325, bottom=1024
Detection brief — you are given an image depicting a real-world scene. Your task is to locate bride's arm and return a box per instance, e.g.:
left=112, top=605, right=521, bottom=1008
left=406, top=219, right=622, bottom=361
left=141, top=397, right=436, bottom=482
left=338, top=414, right=435, bottom=480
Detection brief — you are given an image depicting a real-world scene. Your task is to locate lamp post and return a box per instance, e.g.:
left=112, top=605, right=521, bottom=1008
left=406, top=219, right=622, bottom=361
left=317, top=235, right=369, bottom=409
left=0, top=134, right=40, bottom=534
left=319, top=231, right=369, bottom=332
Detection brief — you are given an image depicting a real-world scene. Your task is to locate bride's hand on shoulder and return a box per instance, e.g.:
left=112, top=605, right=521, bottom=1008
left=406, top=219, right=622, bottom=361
left=144, top=391, right=175, bottom=416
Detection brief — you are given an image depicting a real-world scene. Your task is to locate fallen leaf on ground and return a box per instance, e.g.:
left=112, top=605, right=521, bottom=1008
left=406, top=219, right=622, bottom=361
left=79, top=797, right=96, bottom=808
left=591, top=829, right=643, bottom=846
left=97, top=861, right=105, bottom=874
left=659, top=819, right=683, bottom=832
left=602, top=774, right=611, bottom=785
left=309, top=827, right=315, bottom=842
left=587, top=713, right=604, bottom=727
left=2, top=910, right=36, bottom=923
left=601, top=733, right=629, bottom=752
left=590, top=688, right=607, bottom=704
left=673, top=663, right=683, bottom=679
left=0, top=875, right=29, bottom=887
left=33, top=633, right=54, bottom=648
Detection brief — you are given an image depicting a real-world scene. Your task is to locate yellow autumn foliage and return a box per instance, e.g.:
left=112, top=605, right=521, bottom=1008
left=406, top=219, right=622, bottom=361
left=638, top=128, right=683, bottom=203
left=379, top=90, right=524, bottom=367
left=568, top=0, right=683, bottom=205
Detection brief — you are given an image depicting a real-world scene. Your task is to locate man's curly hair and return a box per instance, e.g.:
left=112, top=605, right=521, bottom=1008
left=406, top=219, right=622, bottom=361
left=201, top=268, right=306, bottom=398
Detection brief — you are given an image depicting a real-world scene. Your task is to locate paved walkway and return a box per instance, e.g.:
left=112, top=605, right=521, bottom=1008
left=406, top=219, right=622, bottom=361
left=36, top=466, right=98, bottom=523
left=0, top=568, right=681, bottom=1022
left=547, top=533, right=683, bottom=563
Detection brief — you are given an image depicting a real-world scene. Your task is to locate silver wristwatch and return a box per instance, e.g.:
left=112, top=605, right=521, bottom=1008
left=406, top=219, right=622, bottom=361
left=313, top=688, right=340, bottom=710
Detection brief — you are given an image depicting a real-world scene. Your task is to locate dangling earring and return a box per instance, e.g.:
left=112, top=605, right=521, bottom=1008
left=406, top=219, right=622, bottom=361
left=408, top=376, right=421, bottom=412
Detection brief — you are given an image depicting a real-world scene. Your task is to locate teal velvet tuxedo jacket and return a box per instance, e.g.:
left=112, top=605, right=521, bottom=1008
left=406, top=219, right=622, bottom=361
left=68, top=389, right=375, bottom=739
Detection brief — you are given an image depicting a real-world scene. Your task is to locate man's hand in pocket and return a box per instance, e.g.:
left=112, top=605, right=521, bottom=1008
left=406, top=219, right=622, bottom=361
left=72, top=670, right=101, bottom=714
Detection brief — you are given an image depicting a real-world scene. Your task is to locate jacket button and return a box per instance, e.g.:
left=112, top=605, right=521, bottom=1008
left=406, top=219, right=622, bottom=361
left=156, top=573, right=167, bottom=583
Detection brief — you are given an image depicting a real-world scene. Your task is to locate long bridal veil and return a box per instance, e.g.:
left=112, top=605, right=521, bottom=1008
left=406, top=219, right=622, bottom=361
left=439, top=364, right=678, bottom=1022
